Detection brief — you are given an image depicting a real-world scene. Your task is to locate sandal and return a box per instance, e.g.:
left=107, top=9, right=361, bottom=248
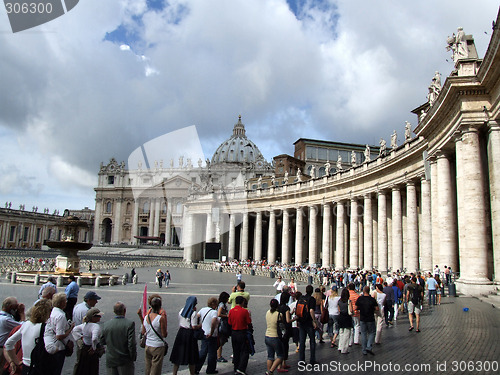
left=409, top=326, right=414, bottom=331
left=330, top=342, right=337, bottom=348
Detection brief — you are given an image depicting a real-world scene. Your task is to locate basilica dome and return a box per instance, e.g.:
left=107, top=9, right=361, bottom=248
left=211, top=116, right=268, bottom=168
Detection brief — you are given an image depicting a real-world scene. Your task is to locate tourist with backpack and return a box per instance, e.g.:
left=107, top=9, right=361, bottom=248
left=407, top=277, right=424, bottom=332
left=296, top=285, right=318, bottom=365
left=4, top=299, right=52, bottom=375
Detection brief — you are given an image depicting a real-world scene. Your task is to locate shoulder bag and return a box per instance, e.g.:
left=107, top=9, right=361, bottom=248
left=147, top=313, right=168, bottom=356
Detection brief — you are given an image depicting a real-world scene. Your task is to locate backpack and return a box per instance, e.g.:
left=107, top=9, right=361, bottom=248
left=411, top=285, right=422, bottom=305
left=295, top=296, right=310, bottom=321
left=29, top=323, right=50, bottom=375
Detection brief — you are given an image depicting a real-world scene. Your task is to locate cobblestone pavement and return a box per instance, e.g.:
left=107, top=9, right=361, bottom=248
left=1, top=266, right=499, bottom=375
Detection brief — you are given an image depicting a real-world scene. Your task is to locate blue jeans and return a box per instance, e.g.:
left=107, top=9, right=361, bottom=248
left=265, top=336, right=284, bottom=360
left=299, top=323, right=316, bottom=363
left=428, top=290, right=437, bottom=305
left=196, top=336, right=218, bottom=373
left=360, top=321, right=376, bottom=353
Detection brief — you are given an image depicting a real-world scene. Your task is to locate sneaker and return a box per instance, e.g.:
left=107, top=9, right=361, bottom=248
left=217, top=357, right=228, bottom=363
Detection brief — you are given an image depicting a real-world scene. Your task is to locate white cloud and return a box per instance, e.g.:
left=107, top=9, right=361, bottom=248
left=0, top=0, right=498, bottom=210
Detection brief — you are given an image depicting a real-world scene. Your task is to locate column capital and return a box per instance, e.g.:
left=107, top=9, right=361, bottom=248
left=487, top=119, right=500, bottom=133
left=363, top=192, right=372, bottom=199
left=377, top=189, right=387, bottom=196
left=406, top=180, right=416, bottom=187
left=436, top=149, right=452, bottom=159
left=390, top=184, right=401, bottom=192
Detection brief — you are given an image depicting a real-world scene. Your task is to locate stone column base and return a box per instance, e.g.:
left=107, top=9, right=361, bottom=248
left=455, top=278, right=495, bottom=296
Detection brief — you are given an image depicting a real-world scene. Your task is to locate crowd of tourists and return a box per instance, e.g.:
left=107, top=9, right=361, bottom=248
left=0, top=264, right=447, bottom=375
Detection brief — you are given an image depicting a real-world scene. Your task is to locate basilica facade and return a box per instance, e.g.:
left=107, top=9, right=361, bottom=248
left=95, top=13, right=500, bottom=294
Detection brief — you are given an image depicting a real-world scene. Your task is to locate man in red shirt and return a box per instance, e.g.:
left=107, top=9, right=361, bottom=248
left=228, top=296, right=252, bottom=375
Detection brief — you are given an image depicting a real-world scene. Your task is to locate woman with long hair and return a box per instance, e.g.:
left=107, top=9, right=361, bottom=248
left=435, top=275, right=443, bottom=305
left=372, top=284, right=386, bottom=345
left=325, top=285, right=341, bottom=348
left=4, top=299, right=52, bottom=375
left=142, top=296, right=168, bottom=375
left=170, top=296, right=200, bottom=375
left=216, top=291, right=230, bottom=363
left=337, top=289, right=353, bottom=354
left=264, top=299, right=284, bottom=375
left=277, top=292, right=292, bottom=372
left=313, top=288, right=325, bottom=343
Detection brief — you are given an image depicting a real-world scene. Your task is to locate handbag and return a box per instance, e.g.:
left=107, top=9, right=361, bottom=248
left=320, top=298, right=329, bottom=324
left=147, top=313, right=169, bottom=356
left=139, top=333, right=146, bottom=348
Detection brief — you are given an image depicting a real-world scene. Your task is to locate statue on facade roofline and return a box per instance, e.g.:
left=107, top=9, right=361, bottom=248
left=296, top=167, right=302, bottom=178
left=405, top=121, right=412, bottom=141
left=364, top=145, right=371, bottom=163
left=283, top=171, right=289, bottom=184
left=310, top=165, right=316, bottom=178
left=391, top=130, right=398, bottom=148
left=379, top=138, right=387, bottom=156
left=325, top=161, right=331, bottom=176
left=336, top=154, right=343, bottom=170
left=447, top=27, right=469, bottom=63
left=271, top=174, right=276, bottom=186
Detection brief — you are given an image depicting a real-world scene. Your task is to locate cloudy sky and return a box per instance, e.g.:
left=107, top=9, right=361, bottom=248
left=0, top=0, right=498, bottom=213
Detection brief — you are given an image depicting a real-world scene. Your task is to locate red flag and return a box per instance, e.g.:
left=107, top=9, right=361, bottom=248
left=142, top=283, right=148, bottom=318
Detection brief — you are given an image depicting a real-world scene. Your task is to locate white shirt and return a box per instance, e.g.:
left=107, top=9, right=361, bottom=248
left=82, top=322, right=102, bottom=350
left=326, top=296, right=341, bottom=316
left=72, top=302, right=90, bottom=325
left=198, top=307, right=218, bottom=337
left=178, top=309, right=198, bottom=329
left=273, top=280, right=286, bottom=291
left=289, top=301, right=298, bottom=328
left=5, top=321, right=40, bottom=366
left=44, top=307, right=70, bottom=354
left=143, top=314, right=164, bottom=348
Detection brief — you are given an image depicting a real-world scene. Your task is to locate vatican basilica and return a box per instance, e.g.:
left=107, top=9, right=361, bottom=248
left=93, top=16, right=500, bottom=295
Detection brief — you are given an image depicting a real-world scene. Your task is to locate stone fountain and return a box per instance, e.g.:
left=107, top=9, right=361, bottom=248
left=46, top=215, right=92, bottom=274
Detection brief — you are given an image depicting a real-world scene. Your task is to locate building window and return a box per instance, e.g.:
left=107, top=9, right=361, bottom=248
left=162, top=203, right=167, bottom=214
left=191, top=177, right=197, bottom=183
left=36, top=228, right=41, bottom=242
left=23, top=227, right=29, bottom=241
left=176, top=202, right=182, bottom=214
left=318, top=148, right=327, bottom=160
left=106, top=202, right=112, bottom=213
left=319, top=167, right=326, bottom=177
left=9, top=226, right=16, bottom=241
left=126, top=202, right=131, bottom=214
left=108, top=175, right=114, bottom=184
left=143, top=202, right=150, bottom=213
left=47, top=229, right=52, bottom=240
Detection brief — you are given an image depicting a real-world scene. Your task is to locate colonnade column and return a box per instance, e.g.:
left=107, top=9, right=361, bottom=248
left=268, top=210, right=277, bottom=263
left=392, top=187, right=403, bottom=271
left=295, top=207, right=304, bottom=265
left=420, top=177, right=433, bottom=272
left=241, top=212, right=249, bottom=261
left=363, top=194, right=373, bottom=270
left=322, top=204, right=331, bottom=268
left=282, top=209, right=291, bottom=264
left=349, top=198, right=359, bottom=268
left=206, top=212, right=214, bottom=243
left=335, top=202, right=345, bottom=269
left=228, top=214, right=236, bottom=260
left=436, top=152, right=458, bottom=271
left=153, top=199, right=161, bottom=237
left=487, top=121, right=500, bottom=283
left=406, top=181, right=419, bottom=272
left=183, top=211, right=194, bottom=262
left=113, top=199, right=122, bottom=244
left=309, top=206, right=317, bottom=264
left=430, top=158, right=440, bottom=268
left=456, top=127, right=490, bottom=283
left=131, top=201, right=139, bottom=245
left=377, top=191, right=388, bottom=272
left=93, top=199, right=103, bottom=244
left=165, top=202, right=172, bottom=244
left=255, top=212, right=263, bottom=261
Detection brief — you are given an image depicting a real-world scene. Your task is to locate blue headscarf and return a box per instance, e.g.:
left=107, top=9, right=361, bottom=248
left=181, top=296, right=197, bottom=319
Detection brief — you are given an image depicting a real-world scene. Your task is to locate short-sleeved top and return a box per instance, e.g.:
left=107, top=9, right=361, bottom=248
left=82, top=322, right=102, bottom=350
left=65, top=281, right=79, bottom=299
left=178, top=309, right=198, bottom=329
left=265, top=310, right=280, bottom=337
left=373, top=291, right=386, bottom=313
left=408, top=284, right=423, bottom=304
left=72, top=302, right=90, bottom=325
left=0, top=311, right=22, bottom=346
left=5, top=321, right=41, bottom=366
left=44, top=307, right=70, bottom=354
left=298, top=295, right=316, bottom=325
left=228, top=291, right=250, bottom=309
left=228, top=305, right=251, bottom=331
left=355, top=295, right=378, bottom=322
left=198, top=307, right=218, bottom=337
left=427, top=277, right=438, bottom=290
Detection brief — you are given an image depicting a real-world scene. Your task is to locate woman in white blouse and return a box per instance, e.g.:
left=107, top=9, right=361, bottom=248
left=4, top=299, right=52, bottom=375
left=74, top=307, right=104, bottom=375
left=142, top=296, right=168, bottom=375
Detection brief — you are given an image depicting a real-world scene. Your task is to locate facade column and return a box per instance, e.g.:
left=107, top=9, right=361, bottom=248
left=392, top=186, right=403, bottom=271
left=148, top=200, right=154, bottom=237
left=309, top=206, right=317, bottom=265
left=131, top=200, right=139, bottom=245
left=377, top=191, right=388, bottom=272
left=430, top=157, right=440, bottom=268
left=456, top=127, right=491, bottom=284
left=165, top=202, right=172, bottom=244
left=255, top=211, right=263, bottom=261
left=487, top=121, right=500, bottom=283
left=436, top=152, right=458, bottom=271
left=335, top=202, right=345, bottom=269
left=93, top=199, right=102, bottom=244
left=183, top=211, right=194, bottom=262
left=206, top=212, right=214, bottom=242
left=112, top=198, right=123, bottom=243
left=406, top=181, right=419, bottom=272
left=282, top=209, right=291, bottom=264
left=268, top=210, right=277, bottom=263
left=349, top=198, right=359, bottom=268
left=295, top=207, right=304, bottom=265
left=241, top=212, right=249, bottom=261
left=322, top=203, right=331, bottom=268
left=420, top=177, right=433, bottom=272
left=153, top=199, right=161, bottom=237
left=363, top=194, right=373, bottom=270
left=228, top=214, right=236, bottom=259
